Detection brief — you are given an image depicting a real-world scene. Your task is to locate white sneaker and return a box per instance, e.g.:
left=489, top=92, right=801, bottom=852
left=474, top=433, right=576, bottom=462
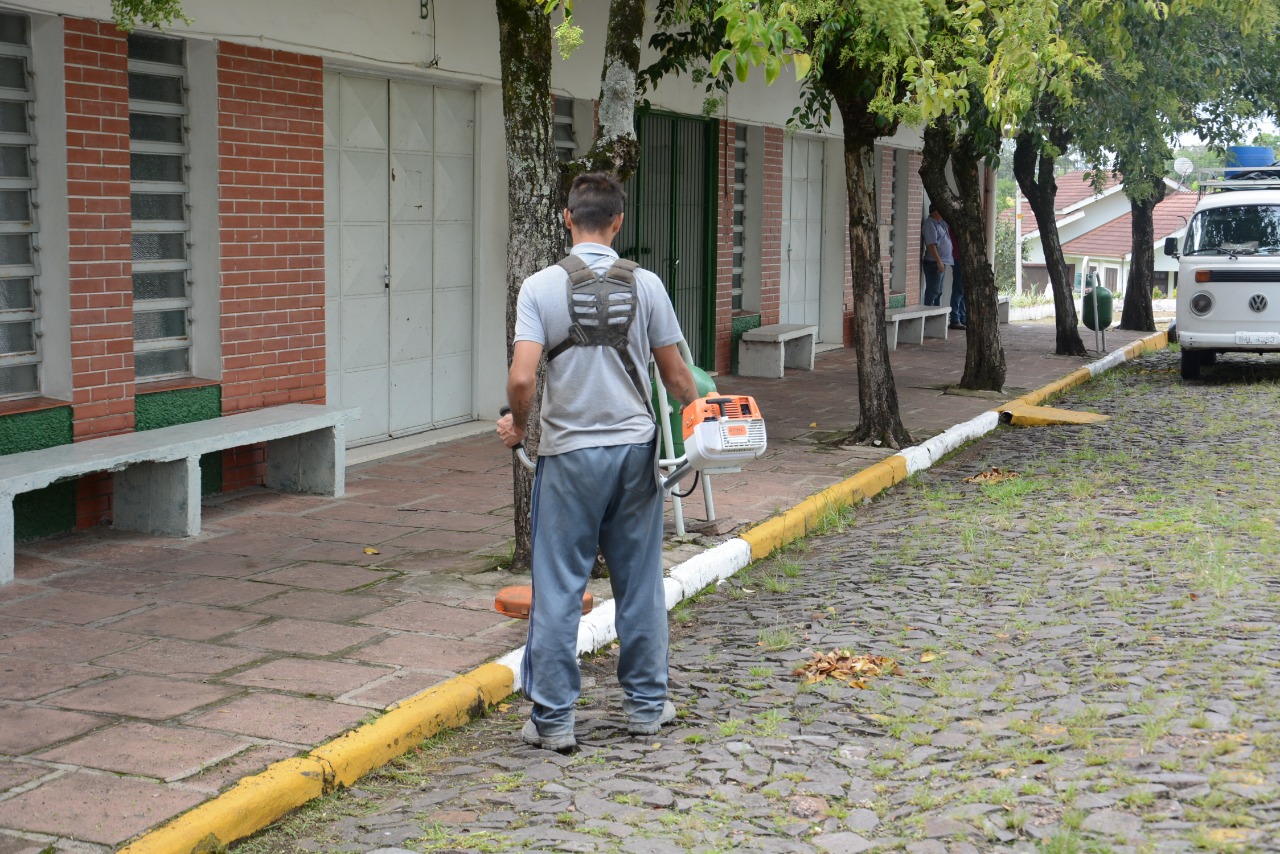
left=627, top=700, right=676, bottom=736
left=521, top=719, right=576, bottom=752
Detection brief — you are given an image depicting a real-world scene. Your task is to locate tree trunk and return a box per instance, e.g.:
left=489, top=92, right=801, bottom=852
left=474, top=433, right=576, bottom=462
left=1119, top=188, right=1163, bottom=331
left=496, top=0, right=561, bottom=572
left=571, top=0, right=645, bottom=183
left=828, top=76, right=910, bottom=448
left=1013, top=132, right=1088, bottom=356
left=918, top=121, right=1006, bottom=391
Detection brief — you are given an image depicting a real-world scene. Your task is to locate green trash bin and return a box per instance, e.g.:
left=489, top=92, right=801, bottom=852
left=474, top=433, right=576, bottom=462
left=1082, top=272, right=1113, bottom=331
left=652, top=364, right=717, bottom=457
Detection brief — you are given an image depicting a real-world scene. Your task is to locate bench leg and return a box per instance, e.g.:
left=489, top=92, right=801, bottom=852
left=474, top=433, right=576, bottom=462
left=901, top=317, right=925, bottom=345
left=885, top=320, right=899, bottom=350
left=737, top=340, right=784, bottom=378
left=998, top=300, right=1010, bottom=324
left=0, top=495, right=12, bottom=585
left=114, top=457, right=201, bottom=537
left=924, top=313, right=949, bottom=340
left=782, top=335, right=816, bottom=370
left=266, top=425, right=346, bottom=497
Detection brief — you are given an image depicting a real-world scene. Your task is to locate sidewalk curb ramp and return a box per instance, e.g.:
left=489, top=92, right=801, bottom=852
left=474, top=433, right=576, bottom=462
left=120, top=330, right=1167, bottom=854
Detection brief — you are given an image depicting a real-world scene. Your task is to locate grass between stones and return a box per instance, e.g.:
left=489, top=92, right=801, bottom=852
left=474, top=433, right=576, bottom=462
left=232, top=351, right=1280, bottom=853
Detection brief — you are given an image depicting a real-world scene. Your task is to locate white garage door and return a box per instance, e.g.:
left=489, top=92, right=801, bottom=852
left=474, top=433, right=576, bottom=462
left=324, top=74, right=475, bottom=445
left=780, top=136, right=824, bottom=331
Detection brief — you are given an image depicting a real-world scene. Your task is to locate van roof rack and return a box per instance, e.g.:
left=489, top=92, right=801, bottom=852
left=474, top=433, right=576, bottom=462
left=1197, top=164, right=1280, bottom=194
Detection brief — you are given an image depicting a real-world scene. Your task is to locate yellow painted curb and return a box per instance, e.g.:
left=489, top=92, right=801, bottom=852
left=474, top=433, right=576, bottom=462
left=314, top=663, right=514, bottom=787
left=120, top=663, right=516, bottom=854
left=1001, top=404, right=1110, bottom=427
left=1023, top=366, right=1093, bottom=405
left=118, top=757, right=328, bottom=854
left=742, top=457, right=907, bottom=561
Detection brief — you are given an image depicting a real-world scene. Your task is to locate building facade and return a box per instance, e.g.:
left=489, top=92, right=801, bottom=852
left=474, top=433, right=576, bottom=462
left=0, top=1, right=929, bottom=540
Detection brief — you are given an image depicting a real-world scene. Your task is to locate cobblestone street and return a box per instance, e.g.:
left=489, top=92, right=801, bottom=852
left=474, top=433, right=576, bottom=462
left=236, top=348, right=1280, bottom=854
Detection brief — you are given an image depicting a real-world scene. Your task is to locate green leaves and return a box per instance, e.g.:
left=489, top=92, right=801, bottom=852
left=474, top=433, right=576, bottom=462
left=542, top=0, right=584, bottom=61
left=712, top=0, right=809, bottom=84
left=109, top=0, right=190, bottom=32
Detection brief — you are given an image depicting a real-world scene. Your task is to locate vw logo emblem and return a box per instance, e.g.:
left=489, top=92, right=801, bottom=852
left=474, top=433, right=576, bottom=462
left=1250, top=294, right=1268, bottom=313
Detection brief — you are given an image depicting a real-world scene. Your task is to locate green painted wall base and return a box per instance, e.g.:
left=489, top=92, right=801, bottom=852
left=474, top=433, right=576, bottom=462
left=136, top=385, right=223, bottom=495
left=730, top=313, right=762, bottom=375
left=0, top=406, right=76, bottom=541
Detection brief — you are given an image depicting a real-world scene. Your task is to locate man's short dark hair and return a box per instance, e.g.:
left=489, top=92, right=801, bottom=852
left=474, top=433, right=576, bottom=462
left=928, top=202, right=939, bottom=215
left=567, top=173, right=626, bottom=232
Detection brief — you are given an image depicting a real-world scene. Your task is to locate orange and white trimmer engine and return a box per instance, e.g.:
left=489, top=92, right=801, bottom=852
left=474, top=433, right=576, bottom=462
left=679, top=394, right=767, bottom=471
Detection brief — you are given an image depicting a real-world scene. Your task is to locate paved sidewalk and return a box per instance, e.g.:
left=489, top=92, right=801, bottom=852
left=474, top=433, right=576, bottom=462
left=0, top=318, right=1162, bottom=850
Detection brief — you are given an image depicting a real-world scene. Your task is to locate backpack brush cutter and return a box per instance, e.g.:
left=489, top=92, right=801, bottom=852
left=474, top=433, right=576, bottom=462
left=500, top=394, right=768, bottom=491
left=661, top=394, right=768, bottom=490
left=494, top=395, right=767, bottom=620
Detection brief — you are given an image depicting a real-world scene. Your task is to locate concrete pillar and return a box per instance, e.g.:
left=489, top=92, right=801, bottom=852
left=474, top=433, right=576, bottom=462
left=0, top=497, right=12, bottom=584
left=266, top=426, right=345, bottom=497
left=114, top=456, right=201, bottom=537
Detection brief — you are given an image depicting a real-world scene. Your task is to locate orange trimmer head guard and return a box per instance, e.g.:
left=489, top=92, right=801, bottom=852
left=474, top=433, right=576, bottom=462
left=495, top=585, right=594, bottom=620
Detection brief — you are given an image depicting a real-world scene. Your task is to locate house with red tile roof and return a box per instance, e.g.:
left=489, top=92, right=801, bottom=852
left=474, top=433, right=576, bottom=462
left=1005, top=171, right=1197, bottom=297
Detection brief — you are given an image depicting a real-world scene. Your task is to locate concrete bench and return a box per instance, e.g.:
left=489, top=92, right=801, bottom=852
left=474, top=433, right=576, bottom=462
left=0, top=403, right=360, bottom=583
left=998, top=295, right=1010, bottom=324
left=884, top=306, right=950, bottom=349
left=737, top=323, right=818, bottom=378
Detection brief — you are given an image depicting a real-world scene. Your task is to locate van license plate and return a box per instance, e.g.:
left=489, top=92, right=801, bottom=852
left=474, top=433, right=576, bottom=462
left=1235, top=332, right=1280, bottom=345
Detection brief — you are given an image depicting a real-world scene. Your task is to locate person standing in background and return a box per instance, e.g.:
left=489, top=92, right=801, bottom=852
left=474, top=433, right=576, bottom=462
left=921, top=203, right=952, bottom=307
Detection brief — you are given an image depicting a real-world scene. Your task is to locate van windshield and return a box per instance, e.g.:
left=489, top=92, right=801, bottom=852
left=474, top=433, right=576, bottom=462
left=1184, top=204, right=1280, bottom=255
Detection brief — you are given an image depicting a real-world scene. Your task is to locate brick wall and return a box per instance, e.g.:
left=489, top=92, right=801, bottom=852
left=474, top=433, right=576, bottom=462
left=65, top=20, right=134, bottom=443
left=760, top=127, right=783, bottom=324
left=907, top=152, right=925, bottom=306
left=217, top=43, right=326, bottom=416
left=880, top=147, right=895, bottom=290
left=713, top=122, right=736, bottom=374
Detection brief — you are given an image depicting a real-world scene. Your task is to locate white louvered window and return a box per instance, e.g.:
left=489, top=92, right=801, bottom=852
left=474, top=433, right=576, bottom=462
left=129, top=31, right=191, bottom=380
left=553, top=96, right=576, bottom=163
left=0, top=13, right=39, bottom=400
left=731, top=125, right=747, bottom=312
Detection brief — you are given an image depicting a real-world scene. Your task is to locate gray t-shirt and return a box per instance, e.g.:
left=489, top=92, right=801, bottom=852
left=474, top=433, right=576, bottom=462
left=921, top=216, right=954, bottom=265
left=514, top=243, right=685, bottom=455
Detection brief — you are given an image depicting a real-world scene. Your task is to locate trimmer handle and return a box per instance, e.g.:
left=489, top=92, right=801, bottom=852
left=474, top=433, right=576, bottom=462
left=499, top=406, right=536, bottom=471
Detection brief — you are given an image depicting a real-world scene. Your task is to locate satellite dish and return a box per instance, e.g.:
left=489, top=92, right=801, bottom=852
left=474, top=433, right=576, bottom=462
left=1174, top=157, right=1194, bottom=178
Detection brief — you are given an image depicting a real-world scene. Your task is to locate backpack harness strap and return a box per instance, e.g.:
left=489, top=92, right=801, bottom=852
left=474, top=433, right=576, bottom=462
left=546, top=254, right=651, bottom=411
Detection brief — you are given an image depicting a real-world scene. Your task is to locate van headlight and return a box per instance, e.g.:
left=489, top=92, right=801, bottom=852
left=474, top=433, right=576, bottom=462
left=1190, top=292, right=1213, bottom=315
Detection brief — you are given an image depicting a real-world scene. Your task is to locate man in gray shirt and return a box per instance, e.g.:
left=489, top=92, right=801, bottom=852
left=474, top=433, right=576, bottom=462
left=497, top=173, right=698, bottom=752
left=921, top=203, right=953, bottom=307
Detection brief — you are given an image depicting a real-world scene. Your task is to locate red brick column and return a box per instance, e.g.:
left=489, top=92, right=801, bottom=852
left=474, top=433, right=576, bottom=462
left=760, top=127, right=784, bottom=324
left=65, top=20, right=133, bottom=528
left=217, top=43, right=326, bottom=415
left=907, top=152, right=925, bottom=306
left=880, top=147, right=895, bottom=290
left=217, top=44, right=325, bottom=490
left=713, top=121, right=736, bottom=374
left=65, top=19, right=134, bottom=442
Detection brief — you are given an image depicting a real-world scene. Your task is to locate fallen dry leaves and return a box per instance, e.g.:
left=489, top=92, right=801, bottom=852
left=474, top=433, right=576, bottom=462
left=963, top=466, right=1019, bottom=483
left=793, top=649, right=903, bottom=688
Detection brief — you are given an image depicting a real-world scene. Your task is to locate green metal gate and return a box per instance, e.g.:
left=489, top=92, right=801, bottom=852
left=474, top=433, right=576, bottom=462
left=618, top=111, right=718, bottom=369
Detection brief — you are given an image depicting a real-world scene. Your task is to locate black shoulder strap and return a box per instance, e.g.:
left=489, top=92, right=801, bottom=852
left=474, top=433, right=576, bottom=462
left=546, top=255, right=653, bottom=416
left=546, top=256, right=640, bottom=361
left=546, top=255, right=593, bottom=361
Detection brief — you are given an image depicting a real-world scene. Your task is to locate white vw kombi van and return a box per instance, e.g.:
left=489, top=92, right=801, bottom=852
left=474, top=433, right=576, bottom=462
left=1165, top=167, right=1280, bottom=379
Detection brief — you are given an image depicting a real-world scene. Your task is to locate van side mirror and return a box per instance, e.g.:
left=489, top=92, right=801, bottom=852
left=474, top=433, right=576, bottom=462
left=1164, top=237, right=1179, bottom=257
